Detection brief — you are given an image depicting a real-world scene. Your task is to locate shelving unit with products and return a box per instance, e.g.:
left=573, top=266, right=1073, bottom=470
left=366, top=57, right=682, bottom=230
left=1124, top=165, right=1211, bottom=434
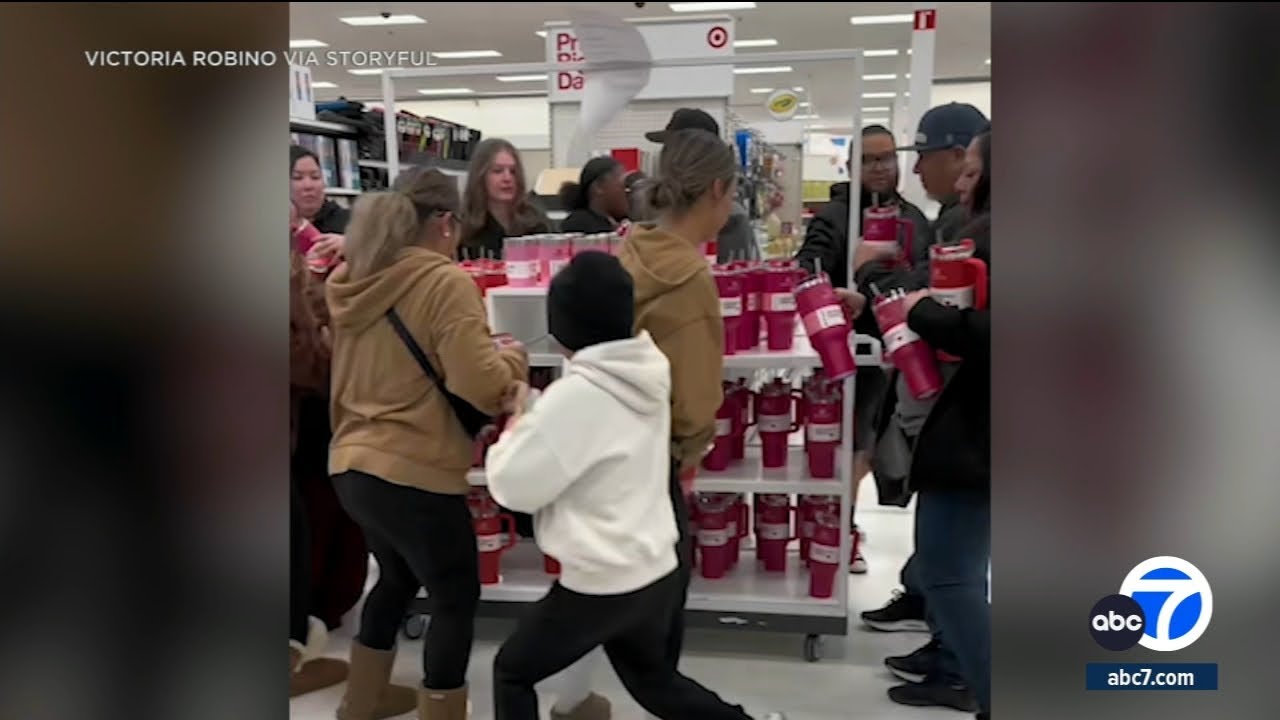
left=383, top=48, right=873, bottom=661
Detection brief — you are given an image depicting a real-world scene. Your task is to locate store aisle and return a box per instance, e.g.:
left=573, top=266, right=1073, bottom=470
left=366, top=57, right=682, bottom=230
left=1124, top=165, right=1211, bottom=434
left=290, top=480, right=942, bottom=720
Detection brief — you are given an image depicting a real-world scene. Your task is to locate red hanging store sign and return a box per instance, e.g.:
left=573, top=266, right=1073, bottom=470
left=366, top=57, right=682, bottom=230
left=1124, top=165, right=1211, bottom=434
left=914, top=9, right=937, bottom=31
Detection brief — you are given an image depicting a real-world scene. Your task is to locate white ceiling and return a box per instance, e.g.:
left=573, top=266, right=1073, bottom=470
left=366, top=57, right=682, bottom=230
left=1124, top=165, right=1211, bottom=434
left=290, top=2, right=990, bottom=127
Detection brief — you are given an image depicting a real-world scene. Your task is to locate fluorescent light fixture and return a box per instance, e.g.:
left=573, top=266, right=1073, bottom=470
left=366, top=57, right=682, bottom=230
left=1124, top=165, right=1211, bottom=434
left=863, top=106, right=890, bottom=112
left=734, top=38, right=777, bottom=48
left=311, top=81, right=338, bottom=89
left=339, top=14, right=425, bottom=26
left=863, top=73, right=898, bottom=81
left=864, top=49, right=900, bottom=57
left=863, top=117, right=889, bottom=124
left=749, top=87, right=773, bottom=94
left=536, top=30, right=548, bottom=38
left=290, top=39, right=328, bottom=49
left=733, top=66, right=792, bottom=75
left=985, top=58, right=992, bottom=64
left=417, top=88, right=474, bottom=95
left=433, top=50, right=502, bottom=59
left=798, top=101, right=811, bottom=108
left=348, top=68, right=400, bottom=76
left=670, top=2, right=756, bottom=12
left=792, top=113, right=820, bottom=120
left=851, top=14, right=912, bottom=25
left=862, top=92, right=897, bottom=99
left=794, top=86, right=804, bottom=91
left=497, top=74, right=548, bottom=82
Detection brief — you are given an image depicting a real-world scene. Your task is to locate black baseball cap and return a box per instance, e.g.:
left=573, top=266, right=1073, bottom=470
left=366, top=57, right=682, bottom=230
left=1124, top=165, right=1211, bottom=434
left=645, top=108, right=720, bottom=143
left=897, top=102, right=989, bottom=153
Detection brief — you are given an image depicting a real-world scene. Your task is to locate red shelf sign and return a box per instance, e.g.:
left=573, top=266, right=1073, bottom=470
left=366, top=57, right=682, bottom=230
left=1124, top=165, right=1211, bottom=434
left=914, top=9, right=937, bottom=31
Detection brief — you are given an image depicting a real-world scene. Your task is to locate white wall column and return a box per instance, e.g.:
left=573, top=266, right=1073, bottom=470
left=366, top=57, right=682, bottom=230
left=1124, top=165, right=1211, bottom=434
left=900, top=2, right=938, bottom=215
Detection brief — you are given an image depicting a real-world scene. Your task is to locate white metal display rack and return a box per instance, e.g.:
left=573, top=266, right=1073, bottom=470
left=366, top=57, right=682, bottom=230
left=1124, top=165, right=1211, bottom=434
left=389, top=47, right=872, bottom=661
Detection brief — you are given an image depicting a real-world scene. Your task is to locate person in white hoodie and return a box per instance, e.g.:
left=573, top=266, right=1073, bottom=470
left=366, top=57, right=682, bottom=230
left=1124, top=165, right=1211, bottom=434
left=486, top=252, right=784, bottom=720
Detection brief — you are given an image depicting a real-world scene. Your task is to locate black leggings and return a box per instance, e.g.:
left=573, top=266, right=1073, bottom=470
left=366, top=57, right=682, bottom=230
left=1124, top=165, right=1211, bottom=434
left=332, top=470, right=480, bottom=691
left=493, top=572, right=751, bottom=720
left=290, top=476, right=311, bottom=645
left=665, top=459, right=693, bottom=667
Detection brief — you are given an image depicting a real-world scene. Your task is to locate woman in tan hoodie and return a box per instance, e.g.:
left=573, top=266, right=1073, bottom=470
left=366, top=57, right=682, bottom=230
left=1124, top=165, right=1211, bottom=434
left=617, top=128, right=741, bottom=675
left=325, top=168, right=528, bottom=720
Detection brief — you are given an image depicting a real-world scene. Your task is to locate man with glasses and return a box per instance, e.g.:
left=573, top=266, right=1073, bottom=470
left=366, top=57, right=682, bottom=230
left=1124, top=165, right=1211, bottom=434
left=795, top=123, right=930, bottom=577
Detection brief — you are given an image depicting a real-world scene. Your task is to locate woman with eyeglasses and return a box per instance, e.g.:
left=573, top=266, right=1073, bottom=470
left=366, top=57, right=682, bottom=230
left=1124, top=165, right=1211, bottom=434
left=325, top=167, right=529, bottom=720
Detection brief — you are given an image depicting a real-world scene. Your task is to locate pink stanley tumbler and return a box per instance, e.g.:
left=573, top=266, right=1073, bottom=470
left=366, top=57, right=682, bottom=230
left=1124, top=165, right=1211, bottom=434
left=713, top=265, right=745, bottom=355
left=793, top=274, right=857, bottom=381
left=762, top=261, right=800, bottom=350
left=701, top=385, right=737, bottom=472
left=808, top=499, right=843, bottom=598
left=696, top=493, right=734, bottom=580
left=754, top=379, right=802, bottom=468
left=862, top=204, right=916, bottom=263
left=872, top=290, right=944, bottom=400
left=737, top=261, right=765, bottom=350
left=755, top=494, right=795, bottom=573
left=929, top=239, right=988, bottom=311
left=468, top=489, right=517, bottom=585
left=730, top=379, right=754, bottom=460
left=503, top=236, right=539, bottom=288
left=804, top=377, right=843, bottom=479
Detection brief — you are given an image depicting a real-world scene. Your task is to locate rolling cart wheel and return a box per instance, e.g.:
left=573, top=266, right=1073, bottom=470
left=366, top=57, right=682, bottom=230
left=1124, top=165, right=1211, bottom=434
left=804, top=634, right=823, bottom=663
left=402, top=614, right=426, bottom=641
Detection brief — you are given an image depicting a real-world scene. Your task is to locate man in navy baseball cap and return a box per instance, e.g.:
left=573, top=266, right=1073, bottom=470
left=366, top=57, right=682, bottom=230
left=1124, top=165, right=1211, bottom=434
left=898, top=102, right=989, bottom=205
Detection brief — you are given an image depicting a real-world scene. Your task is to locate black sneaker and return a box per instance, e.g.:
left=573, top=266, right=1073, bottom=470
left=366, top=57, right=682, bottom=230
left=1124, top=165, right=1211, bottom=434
left=861, top=590, right=929, bottom=632
left=885, top=638, right=940, bottom=683
left=887, top=680, right=978, bottom=712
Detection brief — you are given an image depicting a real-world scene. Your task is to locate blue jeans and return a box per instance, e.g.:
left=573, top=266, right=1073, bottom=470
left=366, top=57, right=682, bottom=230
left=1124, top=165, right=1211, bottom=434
left=914, top=489, right=991, bottom=714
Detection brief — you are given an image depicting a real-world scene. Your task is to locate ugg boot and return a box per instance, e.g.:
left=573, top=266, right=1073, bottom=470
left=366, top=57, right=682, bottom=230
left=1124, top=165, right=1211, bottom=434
left=416, top=685, right=469, bottom=720
left=290, top=617, right=350, bottom=697
left=551, top=692, right=612, bottom=720
left=336, top=641, right=419, bottom=720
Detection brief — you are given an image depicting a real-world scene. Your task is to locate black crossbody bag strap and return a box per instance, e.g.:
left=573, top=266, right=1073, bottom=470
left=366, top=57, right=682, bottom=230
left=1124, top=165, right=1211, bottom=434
left=385, top=307, right=493, bottom=438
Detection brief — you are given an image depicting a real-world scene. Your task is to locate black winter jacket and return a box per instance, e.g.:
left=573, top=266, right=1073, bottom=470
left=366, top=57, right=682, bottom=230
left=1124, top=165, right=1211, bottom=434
left=311, top=199, right=351, bottom=235
left=795, top=182, right=930, bottom=338
left=900, top=214, right=990, bottom=494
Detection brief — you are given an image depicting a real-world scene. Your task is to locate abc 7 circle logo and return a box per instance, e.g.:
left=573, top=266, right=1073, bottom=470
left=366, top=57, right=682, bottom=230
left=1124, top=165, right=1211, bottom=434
left=1090, top=556, right=1213, bottom=652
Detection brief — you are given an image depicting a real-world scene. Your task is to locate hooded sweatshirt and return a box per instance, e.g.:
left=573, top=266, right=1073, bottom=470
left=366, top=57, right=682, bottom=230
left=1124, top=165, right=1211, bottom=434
left=616, top=224, right=724, bottom=472
left=325, top=246, right=527, bottom=495
left=485, top=332, right=679, bottom=596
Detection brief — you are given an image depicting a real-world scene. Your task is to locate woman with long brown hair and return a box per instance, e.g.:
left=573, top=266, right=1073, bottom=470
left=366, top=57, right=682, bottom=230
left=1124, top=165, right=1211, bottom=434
left=458, top=138, right=550, bottom=259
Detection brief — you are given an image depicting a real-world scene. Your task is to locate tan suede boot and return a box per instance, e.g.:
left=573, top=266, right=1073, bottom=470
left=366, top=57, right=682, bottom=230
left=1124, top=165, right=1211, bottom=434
left=336, top=641, right=419, bottom=720
left=416, top=685, right=469, bottom=720
left=551, top=693, right=612, bottom=720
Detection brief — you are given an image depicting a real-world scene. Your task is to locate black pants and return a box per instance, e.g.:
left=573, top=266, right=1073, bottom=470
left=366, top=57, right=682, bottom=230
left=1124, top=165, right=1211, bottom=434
left=665, top=458, right=693, bottom=667
left=290, top=476, right=311, bottom=645
left=332, top=470, right=480, bottom=691
left=493, top=571, right=751, bottom=720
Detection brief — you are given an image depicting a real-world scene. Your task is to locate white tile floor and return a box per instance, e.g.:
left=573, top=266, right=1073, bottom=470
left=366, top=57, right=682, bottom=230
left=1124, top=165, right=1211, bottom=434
left=290, top=481, right=951, bottom=720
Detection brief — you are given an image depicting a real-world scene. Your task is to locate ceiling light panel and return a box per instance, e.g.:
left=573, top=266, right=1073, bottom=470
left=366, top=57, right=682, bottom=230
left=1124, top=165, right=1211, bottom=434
left=850, top=14, right=913, bottom=25
left=433, top=50, right=503, bottom=59
left=290, top=39, right=328, bottom=49
left=670, top=2, right=757, bottom=12
left=339, top=14, right=426, bottom=26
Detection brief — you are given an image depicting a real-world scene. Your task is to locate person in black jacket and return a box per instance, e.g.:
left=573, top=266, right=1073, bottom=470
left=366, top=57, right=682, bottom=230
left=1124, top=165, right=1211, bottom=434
left=459, top=138, right=551, bottom=259
left=796, top=124, right=930, bottom=575
left=292, top=145, right=352, bottom=235
left=886, top=129, right=991, bottom=720
left=559, top=156, right=629, bottom=234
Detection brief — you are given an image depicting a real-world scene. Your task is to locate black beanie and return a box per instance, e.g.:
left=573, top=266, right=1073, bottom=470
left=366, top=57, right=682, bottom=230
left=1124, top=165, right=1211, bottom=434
left=547, top=251, right=635, bottom=352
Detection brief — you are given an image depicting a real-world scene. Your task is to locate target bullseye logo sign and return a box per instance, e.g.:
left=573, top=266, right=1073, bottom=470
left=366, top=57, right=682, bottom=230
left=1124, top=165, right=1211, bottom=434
left=1091, top=556, right=1213, bottom=652
left=706, top=25, right=728, bottom=49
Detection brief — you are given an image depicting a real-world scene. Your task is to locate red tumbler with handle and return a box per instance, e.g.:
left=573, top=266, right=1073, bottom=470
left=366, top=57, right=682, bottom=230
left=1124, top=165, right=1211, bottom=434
left=804, top=376, right=843, bottom=479
left=729, top=379, right=754, bottom=461
left=808, top=499, right=843, bottom=598
left=754, top=379, right=802, bottom=468
left=862, top=204, right=916, bottom=265
left=793, top=274, right=857, bottom=381
left=701, top=384, right=737, bottom=472
left=713, top=265, right=745, bottom=356
left=755, top=493, right=795, bottom=573
left=873, top=289, right=944, bottom=400
left=762, top=261, right=800, bottom=351
left=737, top=261, right=765, bottom=351
left=696, top=494, right=734, bottom=580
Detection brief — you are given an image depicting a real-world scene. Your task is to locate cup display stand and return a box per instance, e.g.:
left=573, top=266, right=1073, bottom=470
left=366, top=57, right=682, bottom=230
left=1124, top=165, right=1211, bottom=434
left=401, top=283, right=883, bottom=662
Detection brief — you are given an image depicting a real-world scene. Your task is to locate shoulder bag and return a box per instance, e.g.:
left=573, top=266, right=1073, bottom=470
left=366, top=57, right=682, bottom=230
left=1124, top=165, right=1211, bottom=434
left=385, top=307, right=494, bottom=438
